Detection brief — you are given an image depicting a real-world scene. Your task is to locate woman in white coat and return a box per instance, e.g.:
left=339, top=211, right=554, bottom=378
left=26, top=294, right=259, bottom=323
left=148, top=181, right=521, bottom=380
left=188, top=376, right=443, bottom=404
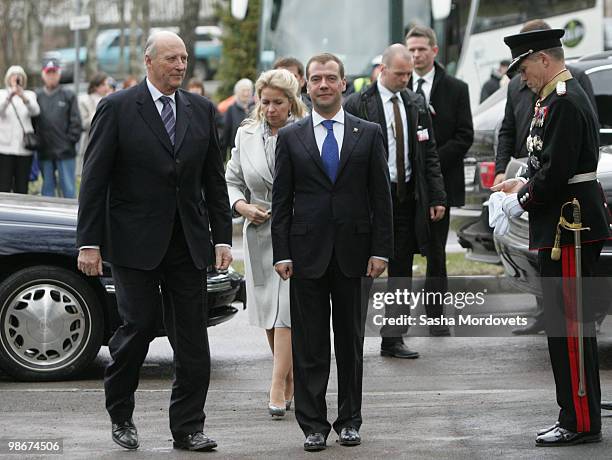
left=226, top=69, right=307, bottom=417
left=0, top=65, right=40, bottom=193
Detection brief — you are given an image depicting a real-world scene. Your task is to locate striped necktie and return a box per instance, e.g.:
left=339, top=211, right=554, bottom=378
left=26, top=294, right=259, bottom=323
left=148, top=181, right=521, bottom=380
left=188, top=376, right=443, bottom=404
left=159, top=96, right=176, bottom=146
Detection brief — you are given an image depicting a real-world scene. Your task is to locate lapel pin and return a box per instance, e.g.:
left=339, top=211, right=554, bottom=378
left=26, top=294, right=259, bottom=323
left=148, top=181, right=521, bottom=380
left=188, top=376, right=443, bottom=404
left=353, top=127, right=358, bottom=133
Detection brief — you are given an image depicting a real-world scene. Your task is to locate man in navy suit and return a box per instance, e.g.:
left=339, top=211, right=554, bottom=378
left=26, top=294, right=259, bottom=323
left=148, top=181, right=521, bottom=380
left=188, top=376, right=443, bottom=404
left=272, top=53, right=393, bottom=451
left=76, top=31, right=232, bottom=452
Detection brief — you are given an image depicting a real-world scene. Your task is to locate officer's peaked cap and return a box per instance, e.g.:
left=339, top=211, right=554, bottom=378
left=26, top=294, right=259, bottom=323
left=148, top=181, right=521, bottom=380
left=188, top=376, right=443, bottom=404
left=504, top=29, right=564, bottom=74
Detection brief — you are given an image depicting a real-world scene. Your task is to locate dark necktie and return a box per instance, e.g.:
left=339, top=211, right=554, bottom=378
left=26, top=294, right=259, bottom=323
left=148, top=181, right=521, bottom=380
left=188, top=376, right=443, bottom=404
left=415, top=78, right=426, bottom=102
left=321, top=120, right=339, bottom=182
left=390, top=95, right=406, bottom=200
left=159, top=96, right=176, bottom=146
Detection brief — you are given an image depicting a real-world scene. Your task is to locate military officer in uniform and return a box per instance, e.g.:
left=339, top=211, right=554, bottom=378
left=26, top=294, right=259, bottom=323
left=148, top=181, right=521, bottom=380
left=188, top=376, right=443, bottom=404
left=493, top=28, right=611, bottom=446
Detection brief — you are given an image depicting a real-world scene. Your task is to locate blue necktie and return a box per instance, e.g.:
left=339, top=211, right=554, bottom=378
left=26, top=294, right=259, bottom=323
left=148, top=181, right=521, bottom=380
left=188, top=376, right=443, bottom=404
left=159, top=96, right=176, bottom=145
left=321, top=119, right=339, bottom=182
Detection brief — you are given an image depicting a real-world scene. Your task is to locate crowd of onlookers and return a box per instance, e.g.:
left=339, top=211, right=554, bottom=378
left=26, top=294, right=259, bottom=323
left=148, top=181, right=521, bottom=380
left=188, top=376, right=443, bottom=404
left=0, top=56, right=261, bottom=199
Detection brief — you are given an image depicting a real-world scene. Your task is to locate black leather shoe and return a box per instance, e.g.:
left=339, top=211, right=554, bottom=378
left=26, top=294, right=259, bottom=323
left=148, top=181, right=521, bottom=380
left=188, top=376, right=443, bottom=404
left=536, top=421, right=559, bottom=436
left=511, top=319, right=544, bottom=335
left=381, top=342, right=419, bottom=359
left=535, top=426, right=602, bottom=446
left=429, top=325, right=451, bottom=336
left=601, top=401, right=612, bottom=410
left=111, top=419, right=139, bottom=450
left=303, top=433, right=326, bottom=452
left=337, top=427, right=361, bottom=446
left=173, top=432, right=217, bottom=451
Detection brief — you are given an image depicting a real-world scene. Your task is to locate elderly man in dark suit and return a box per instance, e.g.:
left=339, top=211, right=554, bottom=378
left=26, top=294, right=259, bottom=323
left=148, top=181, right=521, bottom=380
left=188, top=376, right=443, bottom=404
left=272, top=53, right=393, bottom=452
left=344, top=44, right=446, bottom=358
left=406, top=25, right=474, bottom=336
left=76, top=31, right=232, bottom=452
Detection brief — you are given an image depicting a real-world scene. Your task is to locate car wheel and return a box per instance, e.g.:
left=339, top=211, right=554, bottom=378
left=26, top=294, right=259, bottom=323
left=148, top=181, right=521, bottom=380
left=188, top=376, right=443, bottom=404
left=0, top=266, right=103, bottom=381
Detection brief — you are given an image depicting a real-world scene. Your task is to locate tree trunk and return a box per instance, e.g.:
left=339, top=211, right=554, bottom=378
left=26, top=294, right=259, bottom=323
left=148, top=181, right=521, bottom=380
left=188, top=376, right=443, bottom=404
left=128, top=0, right=142, bottom=76
left=118, top=0, right=126, bottom=76
left=84, top=0, right=99, bottom=80
left=180, top=0, right=201, bottom=82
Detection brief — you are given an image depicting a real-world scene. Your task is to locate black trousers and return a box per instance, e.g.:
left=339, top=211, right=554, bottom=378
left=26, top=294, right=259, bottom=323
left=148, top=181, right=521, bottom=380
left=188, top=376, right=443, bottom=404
left=290, top=253, right=368, bottom=437
left=381, top=181, right=417, bottom=343
left=424, top=205, right=450, bottom=319
left=538, top=242, right=603, bottom=433
left=105, top=216, right=210, bottom=438
left=0, top=153, right=32, bottom=194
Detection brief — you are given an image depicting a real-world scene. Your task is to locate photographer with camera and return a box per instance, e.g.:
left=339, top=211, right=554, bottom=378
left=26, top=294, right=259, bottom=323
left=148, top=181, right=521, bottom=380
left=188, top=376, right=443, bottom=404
left=0, top=65, right=40, bottom=193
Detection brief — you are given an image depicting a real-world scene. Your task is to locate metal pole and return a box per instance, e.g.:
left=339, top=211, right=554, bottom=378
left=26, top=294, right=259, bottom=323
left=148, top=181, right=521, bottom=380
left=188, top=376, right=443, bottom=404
left=74, top=0, right=82, bottom=95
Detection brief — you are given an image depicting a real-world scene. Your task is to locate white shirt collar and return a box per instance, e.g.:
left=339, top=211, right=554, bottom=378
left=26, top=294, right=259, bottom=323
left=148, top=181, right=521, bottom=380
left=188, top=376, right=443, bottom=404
left=414, top=66, right=435, bottom=86
left=312, top=107, right=345, bottom=128
left=146, top=77, right=176, bottom=104
left=376, top=79, right=401, bottom=103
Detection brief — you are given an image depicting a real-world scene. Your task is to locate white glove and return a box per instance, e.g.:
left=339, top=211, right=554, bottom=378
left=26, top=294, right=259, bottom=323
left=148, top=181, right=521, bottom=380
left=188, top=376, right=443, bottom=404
left=502, top=193, right=524, bottom=218
left=488, top=191, right=509, bottom=236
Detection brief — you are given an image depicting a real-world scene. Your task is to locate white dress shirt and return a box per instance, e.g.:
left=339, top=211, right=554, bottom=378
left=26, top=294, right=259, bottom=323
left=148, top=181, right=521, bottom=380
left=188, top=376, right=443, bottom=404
left=412, top=66, right=435, bottom=104
left=80, top=78, right=231, bottom=251
left=146, top=77, right=176, bottom=118
left=377, top=80, right=411, bottom=183
left=311, top=107, right=344, bottom=155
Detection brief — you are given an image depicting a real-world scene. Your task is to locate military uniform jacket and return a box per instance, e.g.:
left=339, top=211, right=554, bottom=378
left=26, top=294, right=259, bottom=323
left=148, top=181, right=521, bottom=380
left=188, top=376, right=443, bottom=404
left=517, top=71, right=611, bottom=249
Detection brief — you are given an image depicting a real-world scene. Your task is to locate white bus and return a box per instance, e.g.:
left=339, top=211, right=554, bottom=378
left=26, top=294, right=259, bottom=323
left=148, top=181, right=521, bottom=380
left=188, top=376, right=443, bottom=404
left=234, top=0, right=604, bottom=109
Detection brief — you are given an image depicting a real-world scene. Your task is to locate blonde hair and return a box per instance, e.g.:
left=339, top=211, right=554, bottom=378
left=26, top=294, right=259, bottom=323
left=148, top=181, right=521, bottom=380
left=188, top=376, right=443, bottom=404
left=4, top=65, right=28, bottom=89
left=249, top=68, right=307, bottom=124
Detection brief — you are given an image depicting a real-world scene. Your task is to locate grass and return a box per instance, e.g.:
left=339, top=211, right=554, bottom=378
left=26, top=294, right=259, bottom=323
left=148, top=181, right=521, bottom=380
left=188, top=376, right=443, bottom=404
left=230, top=253, right=503, bottom=277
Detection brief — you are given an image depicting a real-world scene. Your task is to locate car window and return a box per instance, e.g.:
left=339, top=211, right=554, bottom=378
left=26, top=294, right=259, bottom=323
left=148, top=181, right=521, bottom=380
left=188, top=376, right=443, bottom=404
left=588, top=67, right=612, bottom=130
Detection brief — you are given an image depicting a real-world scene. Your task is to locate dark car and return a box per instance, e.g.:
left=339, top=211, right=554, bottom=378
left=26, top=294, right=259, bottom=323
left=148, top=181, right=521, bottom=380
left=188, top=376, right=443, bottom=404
left=458, top=51, right=612, bottom=264
left=494, top=148, right=612, bottom=296
left=0, top=193, right=246, bottom=381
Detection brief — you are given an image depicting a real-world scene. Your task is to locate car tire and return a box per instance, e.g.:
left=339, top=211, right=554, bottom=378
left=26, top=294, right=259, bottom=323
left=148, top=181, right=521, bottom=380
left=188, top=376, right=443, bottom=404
left=0, top=266, right=103, bottom=381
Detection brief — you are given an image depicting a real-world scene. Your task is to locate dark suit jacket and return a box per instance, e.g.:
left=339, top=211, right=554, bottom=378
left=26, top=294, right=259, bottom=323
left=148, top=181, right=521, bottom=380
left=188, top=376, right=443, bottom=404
left=343, top=83, right=446, bottom=254
left=271, top=112, right=393, bottom=279
left=76, top=79, right=232, bottom=270
left=496, top=66, right=597, bottom=175
left=408, top=62, right=473, bottom=206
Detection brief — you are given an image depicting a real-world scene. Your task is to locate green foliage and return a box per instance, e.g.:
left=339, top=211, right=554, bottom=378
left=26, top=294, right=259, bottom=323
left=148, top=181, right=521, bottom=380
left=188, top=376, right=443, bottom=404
left=215, top=0, right=260, bottom=100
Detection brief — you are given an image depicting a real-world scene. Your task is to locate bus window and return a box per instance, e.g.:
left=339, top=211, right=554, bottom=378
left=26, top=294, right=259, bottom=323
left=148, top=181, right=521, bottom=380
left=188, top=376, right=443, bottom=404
left=473, top=0, right=596, bottom=34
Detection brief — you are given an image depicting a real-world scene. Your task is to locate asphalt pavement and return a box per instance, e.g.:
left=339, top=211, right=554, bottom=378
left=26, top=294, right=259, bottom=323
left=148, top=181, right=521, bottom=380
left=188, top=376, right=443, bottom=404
left=2, top=293, right=612, bottom=459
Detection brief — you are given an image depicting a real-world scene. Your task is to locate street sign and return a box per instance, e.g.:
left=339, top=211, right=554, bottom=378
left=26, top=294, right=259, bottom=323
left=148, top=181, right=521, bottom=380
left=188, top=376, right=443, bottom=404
left=69, top=15, right=91, bottom=31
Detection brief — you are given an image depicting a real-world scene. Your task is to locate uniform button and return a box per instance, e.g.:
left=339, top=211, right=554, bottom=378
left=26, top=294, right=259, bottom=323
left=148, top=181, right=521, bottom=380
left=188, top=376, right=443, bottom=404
left=176, top=187, right=180, bottom=192
left=175, top=158, right=180, bottom=164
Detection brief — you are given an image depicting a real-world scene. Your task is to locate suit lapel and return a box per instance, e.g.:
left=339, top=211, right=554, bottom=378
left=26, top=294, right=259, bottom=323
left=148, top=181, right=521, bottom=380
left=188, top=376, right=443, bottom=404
left=295, top=117, right=331, bottom=183
left=368, top=86, right=388, bottom=150
left=173, top=90, right=192, bottom=155
left=136, top=81, right=173, bottom=155
left=337, top=114, right=363, bottom=179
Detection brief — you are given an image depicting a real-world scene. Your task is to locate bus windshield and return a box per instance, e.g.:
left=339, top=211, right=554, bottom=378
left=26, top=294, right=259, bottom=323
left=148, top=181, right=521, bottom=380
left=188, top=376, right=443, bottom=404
left=258, top=0, right=429, bottom=77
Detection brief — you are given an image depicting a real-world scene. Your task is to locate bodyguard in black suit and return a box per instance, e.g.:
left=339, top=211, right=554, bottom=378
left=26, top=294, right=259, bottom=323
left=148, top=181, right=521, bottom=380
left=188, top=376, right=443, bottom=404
left=272, top=53, right=392, bottom=451
left=495, top=28, right=610, bottom=446
left=406, top=26, right=474, bottom=335
left=76, top=32, right=232, bottom=452
left=344, top=44, right=446, bottom=358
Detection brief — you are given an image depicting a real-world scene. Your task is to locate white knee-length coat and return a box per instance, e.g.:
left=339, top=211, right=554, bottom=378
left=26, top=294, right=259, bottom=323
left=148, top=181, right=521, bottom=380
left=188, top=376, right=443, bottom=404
left=225, top=121, right=291, bottom=329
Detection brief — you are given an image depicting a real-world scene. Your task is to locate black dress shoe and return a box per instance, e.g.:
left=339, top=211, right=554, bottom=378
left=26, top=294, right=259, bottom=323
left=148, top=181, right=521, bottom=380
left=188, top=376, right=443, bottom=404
left=536, top=421, right=559, bottom=436
left=429, top=324, right=451, bottom=336
left=511, top=319, right=544, bottom=335
left=381, top=342, right=419, bottom=359
left=337, top=427, right=361, bottom=446
left=173, top=432, right=218, bottom=451
left=303, top=433, right=326, bottom=452
left=601, top=401, right=612, bottom=410
left=535, top=426, right=602, bottom=446
left=111, top=419, right=139, bottom=450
